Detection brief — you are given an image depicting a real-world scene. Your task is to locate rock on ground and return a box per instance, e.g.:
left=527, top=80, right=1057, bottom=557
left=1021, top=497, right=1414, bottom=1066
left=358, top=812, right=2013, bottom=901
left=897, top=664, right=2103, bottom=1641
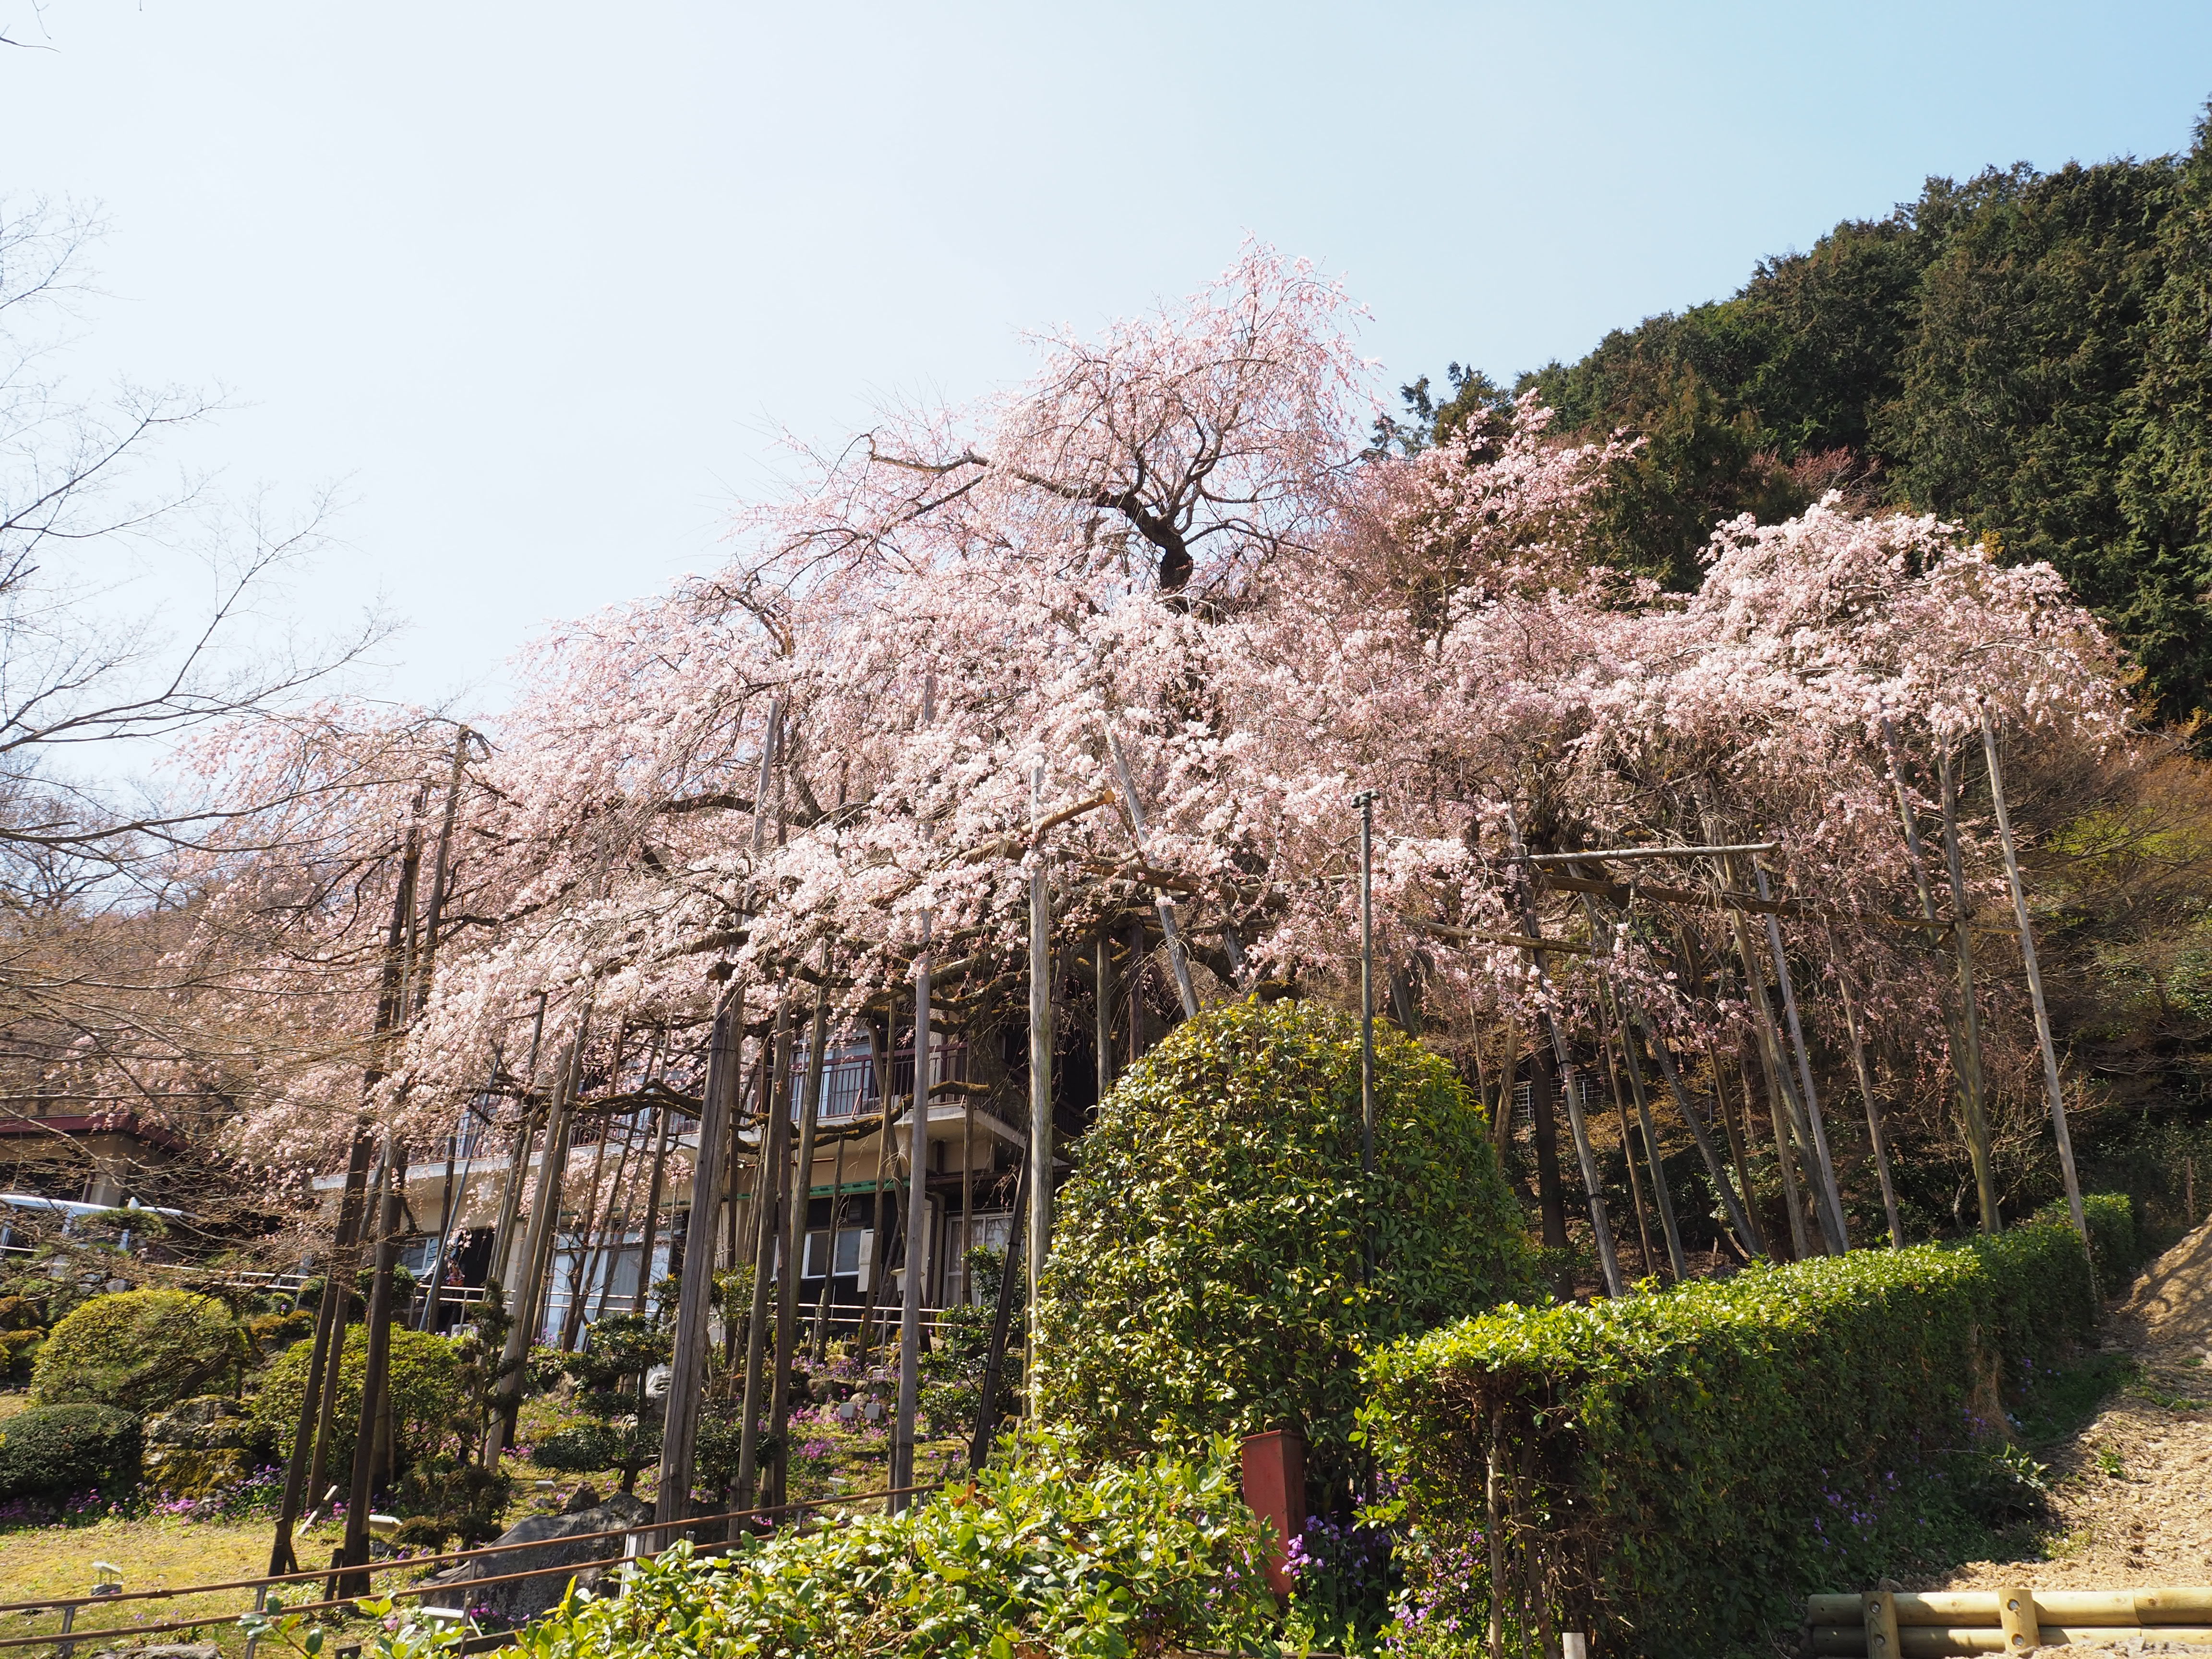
left=420, top=1490, right=651, bottom=1623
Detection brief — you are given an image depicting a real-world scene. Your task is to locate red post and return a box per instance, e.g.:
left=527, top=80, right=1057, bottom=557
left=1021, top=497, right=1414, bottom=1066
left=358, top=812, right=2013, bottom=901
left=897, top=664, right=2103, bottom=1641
left=1238, top=1428, right=1306, bottom=1599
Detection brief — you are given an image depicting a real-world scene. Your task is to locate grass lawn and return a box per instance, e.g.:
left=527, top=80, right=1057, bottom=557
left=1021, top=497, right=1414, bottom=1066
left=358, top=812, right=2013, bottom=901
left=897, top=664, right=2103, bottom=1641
left=0, top=1513, right=381, bottom=1659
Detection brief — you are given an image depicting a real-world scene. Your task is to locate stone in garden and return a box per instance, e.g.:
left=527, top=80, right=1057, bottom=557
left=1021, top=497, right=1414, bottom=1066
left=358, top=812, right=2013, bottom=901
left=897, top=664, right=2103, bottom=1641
left=141, top=1395, right=262, bottom=1499
left=420, top=1490, right=650, bottom=1623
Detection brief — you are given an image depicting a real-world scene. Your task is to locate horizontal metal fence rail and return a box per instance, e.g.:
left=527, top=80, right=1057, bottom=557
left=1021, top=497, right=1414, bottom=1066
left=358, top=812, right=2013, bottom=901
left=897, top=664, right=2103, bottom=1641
left=0, top=1483, right=945, bottom=1654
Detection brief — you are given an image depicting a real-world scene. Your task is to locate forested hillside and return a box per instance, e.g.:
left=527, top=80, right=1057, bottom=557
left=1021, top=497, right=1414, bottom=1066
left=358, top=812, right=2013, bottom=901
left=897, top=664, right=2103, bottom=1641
left=1401, top=102, right=2212, bottom=722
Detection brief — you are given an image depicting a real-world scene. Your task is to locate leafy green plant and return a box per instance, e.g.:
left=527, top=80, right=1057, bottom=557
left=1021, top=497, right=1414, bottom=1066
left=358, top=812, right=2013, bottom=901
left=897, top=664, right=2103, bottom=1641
left=249, top=1325, right=463, bottom=1479
left=1034, top=997, right=1538, bottom=1499
left=30, top=1289, right=245, bottom=1414
left=510, top=1430, right=1280, bottom=1659
left=241, top=1594, right=469, bottom=1659
left=530, top=1310, right=671, bottom=1494
left=0, top=1402, right=143, bottom=1501
left=1363, top=1205, right=2115, bottom=1659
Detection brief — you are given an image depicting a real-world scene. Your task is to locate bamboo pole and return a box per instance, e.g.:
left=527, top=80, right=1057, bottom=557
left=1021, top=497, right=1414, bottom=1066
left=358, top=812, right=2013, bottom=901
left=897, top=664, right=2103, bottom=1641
left=1754, top=866, right=1851, bottom=1251
left=893, top=921, right=933, bottom=1510
left=769, top=960, right=833, bottom=1507
left=1980, top=703, right=2090, bottom=1250
left=1834, top=972, right=1907, bottom=1249
left=1505, top=808, right=1623, bottom=1298
left=1937, top=744, right=2001, bottom=1234
left=1028, top=760, right=1054, bottom=1320
left=652, top=989, right=741, bottom=1532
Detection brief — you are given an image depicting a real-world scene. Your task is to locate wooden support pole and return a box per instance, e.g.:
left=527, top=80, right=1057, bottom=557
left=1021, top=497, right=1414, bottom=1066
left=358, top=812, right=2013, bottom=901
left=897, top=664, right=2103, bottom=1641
left=486, top=996, right=549, bottom=1293
left=733, top=998, right=793, bottom=1514
left=1754, top=867, right=1851, bottom=1252
left=338, top=1138, right=406, bottom=1591
left=1729, top=909, right=1815, bottom=1258
left=967, top=1156, right=1028, bottom=1471
left=769, top=959, right=832, bottom=1507
left=1981, top=704, right=2090, bottom=1254
left=1028, top=760, right=1053, bottom=1324
left=855, top=1014, right=896, bottom=1359
left=1937, top=744, right=2001, bottom=1235
left=892, top=923, right=932, bottom=1509
left=487, top=1022, right=583, bottom=1464
left=1596, top=1018, right=1656, bottom=1278
left=1505, top=808, right=1623, bottom=1298
left=652, top=989, right=739, bottom=1531
left=812, top=1115, right=849, bottom=1359
left=1835, top=973, right=1907, bottom=1249
left=630, top=1094, right=673, bottom=1317
left=559, top=1105, right=617, bottom=1352
left=1630, top=1010, right=1765, bottom=1260
left=1094, top=933, right=1114, bottom=1109
left=1610, top=990, right=1687, bottom=1279
left=1105, top=724, right=1199, bottom=1020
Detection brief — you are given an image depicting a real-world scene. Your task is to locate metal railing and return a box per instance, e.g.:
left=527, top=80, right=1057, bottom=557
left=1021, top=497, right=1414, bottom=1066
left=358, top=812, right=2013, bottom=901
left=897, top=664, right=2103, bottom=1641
left=0, top=1483, right=945, bottom=1655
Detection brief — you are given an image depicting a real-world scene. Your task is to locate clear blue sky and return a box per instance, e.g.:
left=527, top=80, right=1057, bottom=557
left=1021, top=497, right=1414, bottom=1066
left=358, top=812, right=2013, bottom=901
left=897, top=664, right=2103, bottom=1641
left=4, top=2, right=2207, bottom=718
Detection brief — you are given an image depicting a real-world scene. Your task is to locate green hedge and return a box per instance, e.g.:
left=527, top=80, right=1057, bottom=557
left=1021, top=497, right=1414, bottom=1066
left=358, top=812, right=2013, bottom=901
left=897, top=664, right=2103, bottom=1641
left=509, top=1431, right=1278, bottom=1659
left=1363, top=1208, right=2116, bottom=1659
left=249, top=1325, right=463, bottom=1479
left=0, top=1403, right=143, bottom=1502
left=1034, top=997, right=1537, bottom=1500
left=30, top=1290, right=244, bottom=1414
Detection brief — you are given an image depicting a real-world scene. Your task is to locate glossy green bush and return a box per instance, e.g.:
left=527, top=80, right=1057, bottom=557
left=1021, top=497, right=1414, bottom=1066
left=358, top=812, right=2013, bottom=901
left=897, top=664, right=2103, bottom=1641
left=511, top=1432, right=1280, bottom=1659
left=30, top=1289, right=244, bottom=1414
left=1034, top=997, right=1539, bottom=1498
left=249, top=1325, right=463, bottom=1477
left=0, top=1402, right=143, bottom=1500
left=1363, top=1210, right=2111, bottom=1659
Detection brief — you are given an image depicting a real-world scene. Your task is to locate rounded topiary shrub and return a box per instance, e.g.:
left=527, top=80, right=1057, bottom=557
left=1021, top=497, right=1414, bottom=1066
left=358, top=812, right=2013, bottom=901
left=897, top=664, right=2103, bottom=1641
left=249, top=1326, right=462, bottom=1478
left=1033, top=996, right=1538, bottom=1494
left=0, top=1402, right=143, bottom=1502
left=30, top=1289, right=245, bottom=1414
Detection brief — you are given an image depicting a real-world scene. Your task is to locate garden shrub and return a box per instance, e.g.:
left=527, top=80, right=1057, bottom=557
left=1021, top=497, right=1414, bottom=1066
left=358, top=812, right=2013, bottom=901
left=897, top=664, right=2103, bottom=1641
left=1362, top=1208, right=2112, bottom=1659
left=1033, top=997, right=1538, bottom=1497
left=30, top=1289, right=245, bottom=1414
left=249, top=1325, right=463, bottom=1478
left=509, top=1431, right=1279, bottom=1659
left=0, top=1402, right=143, bottom=1501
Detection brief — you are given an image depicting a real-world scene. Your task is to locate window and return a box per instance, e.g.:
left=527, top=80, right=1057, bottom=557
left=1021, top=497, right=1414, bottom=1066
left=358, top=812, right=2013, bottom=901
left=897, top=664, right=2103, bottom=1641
left=802, top=1226, right=865, bottom=1278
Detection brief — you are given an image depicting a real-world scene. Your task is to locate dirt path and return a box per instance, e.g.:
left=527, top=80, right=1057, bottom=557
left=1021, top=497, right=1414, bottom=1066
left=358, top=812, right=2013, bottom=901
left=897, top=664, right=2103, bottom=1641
left=1918, top=1217, right=2212, bottom=1651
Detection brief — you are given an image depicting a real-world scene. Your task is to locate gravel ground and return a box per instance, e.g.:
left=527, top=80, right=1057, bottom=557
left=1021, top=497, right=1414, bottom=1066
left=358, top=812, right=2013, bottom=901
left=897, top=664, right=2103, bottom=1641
left=1916, top=1217, right=2212, bottom=1651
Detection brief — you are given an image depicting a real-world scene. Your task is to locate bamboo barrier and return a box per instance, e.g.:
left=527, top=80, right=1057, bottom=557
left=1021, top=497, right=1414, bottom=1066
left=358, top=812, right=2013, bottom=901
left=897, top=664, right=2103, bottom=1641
left=1809, top=1587, right=2212, bottom=1654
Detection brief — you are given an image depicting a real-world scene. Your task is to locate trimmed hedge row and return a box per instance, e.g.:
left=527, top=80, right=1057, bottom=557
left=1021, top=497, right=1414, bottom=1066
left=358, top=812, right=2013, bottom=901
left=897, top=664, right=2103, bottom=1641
left=1362, top=1197, right=2132, bottom=1659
